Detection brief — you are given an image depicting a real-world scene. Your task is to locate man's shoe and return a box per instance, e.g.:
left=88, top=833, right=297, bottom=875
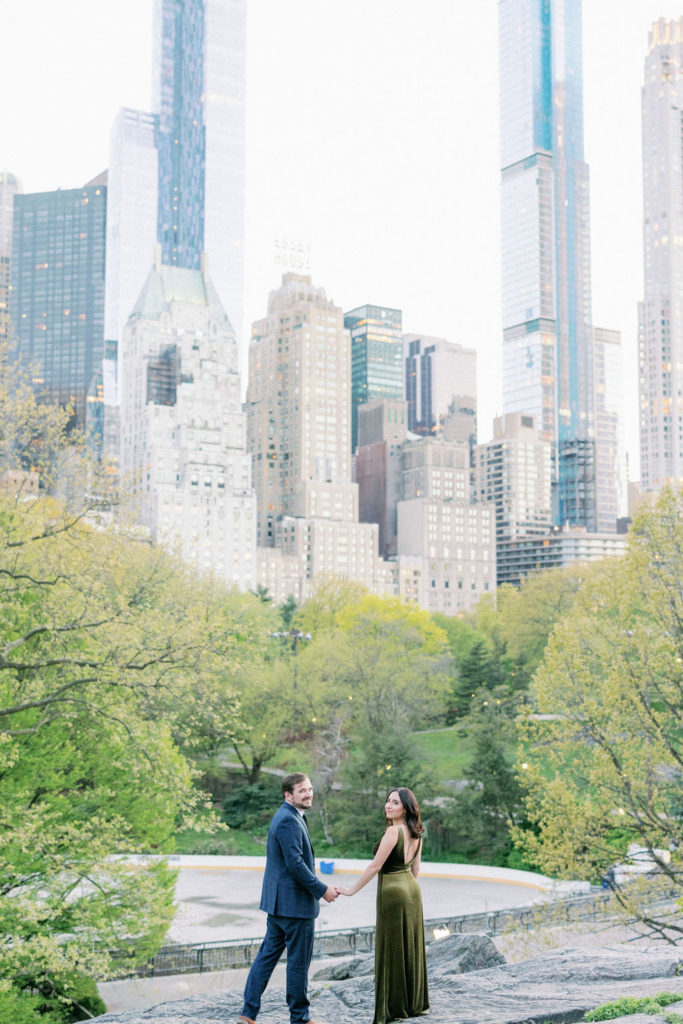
left=236, top=1017, right=256, bottom=1024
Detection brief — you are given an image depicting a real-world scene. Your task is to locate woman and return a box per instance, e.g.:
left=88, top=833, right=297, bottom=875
left=337, top=788, right=429, bottom=1024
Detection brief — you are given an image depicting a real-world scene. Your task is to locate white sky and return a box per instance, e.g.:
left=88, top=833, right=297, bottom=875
left=2, top=1, right=680, bottom=469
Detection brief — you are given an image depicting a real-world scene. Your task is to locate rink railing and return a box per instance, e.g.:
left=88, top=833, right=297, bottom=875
left=118, top=887, right=648, bottom=978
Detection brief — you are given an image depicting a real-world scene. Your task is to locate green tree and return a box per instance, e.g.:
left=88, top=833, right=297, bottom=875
left=293, top=576, right=368, bottom=635
left=429, top=687, right=526, bottom=864
left=229, top=656, right=298, bottom=784
left=0, top=348, right=269, bottom=1011
left=513, top=489, right=683, bottom=942
left=297, top=595, right=451, bottom=845
left=495, top=564, right=595, bottom=691
left=279, top=594, right=298, bottom=629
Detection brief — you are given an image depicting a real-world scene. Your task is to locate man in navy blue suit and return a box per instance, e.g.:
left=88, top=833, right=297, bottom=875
left=237, top=772, right=338, bottom=1024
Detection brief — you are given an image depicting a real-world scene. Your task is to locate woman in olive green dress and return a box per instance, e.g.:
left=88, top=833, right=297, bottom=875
left=337, top=787, right=429, bottom=1024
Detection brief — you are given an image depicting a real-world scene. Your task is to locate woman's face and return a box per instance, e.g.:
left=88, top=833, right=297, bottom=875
left=385, top=791, right=405, bottom=822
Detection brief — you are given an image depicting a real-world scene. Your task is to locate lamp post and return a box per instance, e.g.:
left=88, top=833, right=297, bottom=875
left=270, top=629, right=312, bottom=688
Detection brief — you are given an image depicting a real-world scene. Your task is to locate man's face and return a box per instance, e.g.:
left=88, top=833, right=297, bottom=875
left=284, top=776, right=314, bottom=811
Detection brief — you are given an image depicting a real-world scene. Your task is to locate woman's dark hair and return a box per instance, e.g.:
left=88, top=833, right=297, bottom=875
left=386, top=787, right=425, bottom=838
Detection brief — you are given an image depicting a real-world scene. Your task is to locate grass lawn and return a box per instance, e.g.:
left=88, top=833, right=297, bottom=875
left=172, top=824, right=267, bottom=856
left=415, top=726, right=474, bottom=781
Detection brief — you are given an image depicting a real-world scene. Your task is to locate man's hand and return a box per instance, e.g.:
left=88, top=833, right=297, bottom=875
left=322, top=886, right=338, bottom=902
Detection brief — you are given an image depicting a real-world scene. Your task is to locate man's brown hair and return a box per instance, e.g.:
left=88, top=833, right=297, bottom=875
left=282, top=772, right=309, bottom=797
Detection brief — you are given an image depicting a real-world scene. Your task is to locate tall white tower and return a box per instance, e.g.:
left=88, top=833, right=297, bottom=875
left=119, top=254, right=255, bottom=589
left=640, top=18, right=683, bottom=490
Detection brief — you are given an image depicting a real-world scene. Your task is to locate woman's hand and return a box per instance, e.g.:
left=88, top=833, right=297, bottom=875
left=336, top=885, right=353, bottom=896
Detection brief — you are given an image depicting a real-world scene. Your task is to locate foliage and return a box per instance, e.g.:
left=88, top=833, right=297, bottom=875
left=228, top=650, right=300, bottom=784
left=223, top=776, right=278, bottom=832
left=584, top=991, right=682, bottom=1020
left=0, top=350, right=272, bottom=1011
left=494, top=564, right=593, bottom=691
left=0, top=972, right=107, bottom=1023
left=513, top=489, right=683, bottom=942
left=425, top=687, right=528, bottom=864
left=279, top=594, right=297, bottom=628
left=292, top=576, right=368, bottom=635
left=296, top=594, right=452, bottom=844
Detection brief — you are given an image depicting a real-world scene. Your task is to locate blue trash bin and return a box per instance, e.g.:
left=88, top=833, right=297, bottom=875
left=320, top=861, right=335, bottom=875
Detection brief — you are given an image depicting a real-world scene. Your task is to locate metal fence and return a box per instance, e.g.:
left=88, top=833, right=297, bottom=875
left=120, top=888, right=635, bottom=979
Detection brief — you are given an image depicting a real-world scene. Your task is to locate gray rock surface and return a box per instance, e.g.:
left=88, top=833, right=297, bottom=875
left=92, top=938, right=683, bottom=1024
left=312, top=933, right=505, bottom=981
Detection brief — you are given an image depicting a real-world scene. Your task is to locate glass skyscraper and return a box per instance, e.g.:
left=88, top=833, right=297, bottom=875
left=11, top=181, right=107, bottom=432
left=499, top=0, right=596, bottom=529
left=345, top=304, right=403, bottom=452
left=640, top=18, right=683, bottom=491
left=152, top=0, right=246, bottom=348
left=104, top=109, right=159, bottom=349
left=0, top=172, right=22, bottom=346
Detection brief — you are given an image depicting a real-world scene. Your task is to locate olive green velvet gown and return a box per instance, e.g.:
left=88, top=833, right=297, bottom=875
left=372, top=828, right=429, bottom=1024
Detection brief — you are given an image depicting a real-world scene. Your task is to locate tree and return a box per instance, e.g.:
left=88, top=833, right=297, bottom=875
left=279, top=594, right=298, bottom=629
left=429, top=687, right=526, bottom=864
left=293, top=576, right=368, bottom=635
left=495, top=564, right=595, bottom=691
left=297, top=595, right=452, bottom=845
left=229, top=656, right=298, bottom=785
left=513, top=489, right=683, bottom=942
left=0, top=349, right=270, bottom=1012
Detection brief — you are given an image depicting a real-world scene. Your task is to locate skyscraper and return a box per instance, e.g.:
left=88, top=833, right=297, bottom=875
left=247, top=274, right=385, bottom=602
left=345, top=304, right=403, bottom=451
left=104, top=109, right=159, bottom=348
left=404, top=334, right=477, bottom=439
left=640, top=18, right=683, bottom=491
left=119, top=253, right=255, bottom=588
left=473, top=413, right=553, bottom=584
left=498, top=0, right=596, bottom=529
left=11, top=180, right=107, bottom=431
left=594, top=326, right=626, bottom=529
left=153, top=0, right=246, bottom=349
left=0, top=172, right=22, bottom=345
left=248, top=274, right=356, bottom=547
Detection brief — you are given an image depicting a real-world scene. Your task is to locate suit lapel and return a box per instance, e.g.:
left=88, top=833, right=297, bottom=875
left=290, top=805, right=314, bottom=860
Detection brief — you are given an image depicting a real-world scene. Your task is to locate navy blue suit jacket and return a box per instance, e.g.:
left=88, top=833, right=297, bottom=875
left=259, top=802, right=328, bottom=919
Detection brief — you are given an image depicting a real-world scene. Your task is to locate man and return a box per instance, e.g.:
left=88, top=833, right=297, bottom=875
left=237, top=772, right=338, bottom=1024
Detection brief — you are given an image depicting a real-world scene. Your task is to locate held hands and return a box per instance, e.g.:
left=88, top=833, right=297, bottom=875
left=322, top=885, right=352, bottom=902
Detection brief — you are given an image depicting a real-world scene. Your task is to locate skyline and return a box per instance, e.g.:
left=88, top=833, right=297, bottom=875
left=3, top=1, right=680, bottom=470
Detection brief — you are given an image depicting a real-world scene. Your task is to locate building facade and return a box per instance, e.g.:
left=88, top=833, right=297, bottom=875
left=639, top=18, right=683, bottom=491
left=152, top=0, right=246, bottom=350
left=119, top=256, right=255, bottom=588
left=404, top=334, right=477, bottom=439
left=499, top=0, right=598, bottom=529
left=355, top=397, right=408, bottom=558
left=396, top=438, right=496, bottom=614
left=247, top=274, right=385, bottom=602
left=104, top=109, right=159, bottom=348
left=473, top=414, right=553, bottom=538
left=11, top=180, right=107, bottom=430
left=594, top=326, right=626, bottom=529
left=0, top=172, right=22, bottom=345
left=496, top=527, right=627, bottom=588
left=345, top=304, right=403, bottom=451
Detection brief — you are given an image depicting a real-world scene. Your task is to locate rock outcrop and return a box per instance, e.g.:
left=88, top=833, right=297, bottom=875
left=92, top=937, right=683, bottom=1024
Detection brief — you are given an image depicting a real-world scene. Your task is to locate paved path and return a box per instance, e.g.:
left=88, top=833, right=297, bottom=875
left=166, top=856, right=562, bottom=945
